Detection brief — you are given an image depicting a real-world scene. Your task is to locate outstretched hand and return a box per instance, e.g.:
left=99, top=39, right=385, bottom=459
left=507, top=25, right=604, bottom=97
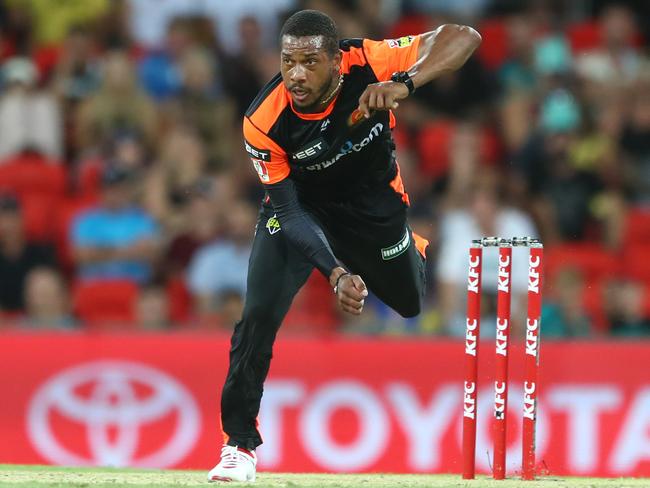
left=357, top=81, right=409, bottom=119
left=335, top=274, right=368, bottom=315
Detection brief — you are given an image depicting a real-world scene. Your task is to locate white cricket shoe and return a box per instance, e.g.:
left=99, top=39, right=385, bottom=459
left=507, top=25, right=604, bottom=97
left=208, top=444, right=257, bottom=483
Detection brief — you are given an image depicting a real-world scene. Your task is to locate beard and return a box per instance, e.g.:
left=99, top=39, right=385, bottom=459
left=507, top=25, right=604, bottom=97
left=292, top=73, right=338, bottom=112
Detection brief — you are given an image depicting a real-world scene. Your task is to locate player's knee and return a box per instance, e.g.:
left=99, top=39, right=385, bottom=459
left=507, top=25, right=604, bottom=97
left=396, top=298, right=421, bottom=318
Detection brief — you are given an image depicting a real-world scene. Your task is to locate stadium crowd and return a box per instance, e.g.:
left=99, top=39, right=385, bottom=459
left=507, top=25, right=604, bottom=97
left=0, top=0, right=648, bottom=337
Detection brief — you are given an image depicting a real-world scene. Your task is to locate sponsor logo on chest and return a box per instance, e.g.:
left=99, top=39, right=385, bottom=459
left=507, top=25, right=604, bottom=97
left=303, top=123, right=384, bottom=172
left=291, top=138, right=328, bottom=162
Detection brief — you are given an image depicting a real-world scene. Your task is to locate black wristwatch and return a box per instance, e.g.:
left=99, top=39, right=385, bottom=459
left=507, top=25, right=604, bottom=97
left=391, top=71, right=415, bottom=95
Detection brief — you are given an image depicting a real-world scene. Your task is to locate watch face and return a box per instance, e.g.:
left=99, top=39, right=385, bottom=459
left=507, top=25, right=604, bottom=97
left=392, top=72, right=406, bottom=82
left=391, top=72, right=414, bottom=93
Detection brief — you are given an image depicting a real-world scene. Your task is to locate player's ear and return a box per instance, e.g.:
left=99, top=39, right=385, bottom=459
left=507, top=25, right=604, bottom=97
left=331, top=50, right=342, bottom=70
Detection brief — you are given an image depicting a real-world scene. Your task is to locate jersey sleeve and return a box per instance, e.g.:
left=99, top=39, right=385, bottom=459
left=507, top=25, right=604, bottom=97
left=243, top=116, right=290, bottom=184
left=362, top=35, right=421, bottom=82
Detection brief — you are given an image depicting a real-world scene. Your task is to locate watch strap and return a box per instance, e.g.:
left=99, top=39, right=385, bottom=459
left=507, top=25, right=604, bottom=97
left=391, top=71, right=415, bottom=95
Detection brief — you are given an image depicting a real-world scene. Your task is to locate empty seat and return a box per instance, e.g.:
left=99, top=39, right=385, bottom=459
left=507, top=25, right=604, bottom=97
left=544, top=243, right=620, bottom=282
left=0, top=154, right=66, bottom=198
left=166, top=275, right=192, bottom=324
left=623, top=207, right=650, bottom=249
left=621, top=244, right=650, bottom=282
left=416, top=120, right=455, bottom=180
left=73, top=279, right=138, bottom=328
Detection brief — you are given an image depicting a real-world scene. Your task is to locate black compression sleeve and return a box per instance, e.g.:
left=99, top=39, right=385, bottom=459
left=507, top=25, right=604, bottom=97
left=264, top=179, right=338, bottom=277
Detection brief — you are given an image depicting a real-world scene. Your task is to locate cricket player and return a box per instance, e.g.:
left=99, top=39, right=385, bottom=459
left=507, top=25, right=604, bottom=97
left=209, top=9, right=481, bottom=482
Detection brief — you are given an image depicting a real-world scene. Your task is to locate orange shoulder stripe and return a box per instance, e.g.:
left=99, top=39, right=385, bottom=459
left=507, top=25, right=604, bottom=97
left=341, top=45, right=367, bottom=74
left=249, top=82, right=289, bottom=134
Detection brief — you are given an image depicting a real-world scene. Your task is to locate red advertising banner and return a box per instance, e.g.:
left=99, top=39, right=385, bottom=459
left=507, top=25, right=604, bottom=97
left=0, top=332, right=649, bottom=477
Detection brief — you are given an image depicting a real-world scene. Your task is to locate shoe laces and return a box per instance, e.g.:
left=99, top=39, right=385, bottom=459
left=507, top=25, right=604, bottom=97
left=220, top=445, right=254, bottom=468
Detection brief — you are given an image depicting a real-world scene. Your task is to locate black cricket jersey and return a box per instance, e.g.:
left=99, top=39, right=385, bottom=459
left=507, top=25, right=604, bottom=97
left=243, top=36, right=421, bottom=202
left=241, top=35, right=424, bottom=276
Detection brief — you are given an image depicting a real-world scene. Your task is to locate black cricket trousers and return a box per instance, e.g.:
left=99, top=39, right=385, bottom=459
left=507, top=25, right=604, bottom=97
left=220, top=184, right=426, bottom=449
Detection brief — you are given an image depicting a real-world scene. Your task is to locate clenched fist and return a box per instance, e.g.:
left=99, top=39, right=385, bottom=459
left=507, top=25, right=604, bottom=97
left=357, top=81, right=409, bottom=118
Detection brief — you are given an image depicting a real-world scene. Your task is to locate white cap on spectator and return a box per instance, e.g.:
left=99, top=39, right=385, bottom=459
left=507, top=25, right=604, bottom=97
left=2, top=57, right=38, bottom=86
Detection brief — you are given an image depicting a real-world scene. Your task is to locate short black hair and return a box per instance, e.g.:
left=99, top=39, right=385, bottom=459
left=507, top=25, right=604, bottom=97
left=280, top=10, right=339, bottom=57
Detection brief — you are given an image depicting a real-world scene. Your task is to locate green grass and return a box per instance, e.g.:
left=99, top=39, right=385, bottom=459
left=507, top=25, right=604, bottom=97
left=0, top=465, right=648, bottom=488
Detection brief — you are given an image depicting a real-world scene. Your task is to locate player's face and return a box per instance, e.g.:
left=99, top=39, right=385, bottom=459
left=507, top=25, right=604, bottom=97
left=280, top=35, right=341, bottom=111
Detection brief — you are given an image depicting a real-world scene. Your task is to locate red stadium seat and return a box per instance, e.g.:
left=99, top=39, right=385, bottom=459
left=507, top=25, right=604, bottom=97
left=284, top=271, right=339, bottom=335
left=582, top=277, right=609, bottom=333
left=622, top=207, right=650, bottom=249
left=544, top=243, right=620, bottom=283
left=643, top=284, right=650, bottom=318
left=387, top=15, right=430, bottom=40
left=167, top=276, right=192, bottom=324
left=567, top=20, right=602, bottom=53
left=0, top=155, right=69, bottom=243
left=416, top=120, right=455, bottom=180
left=0, top=154, right=66, bottom=198
left=621, top=244, right=650, bottom=282
left=20, top=194, right=62, bottom=242
left=567, top=19, right=644, bottom=54
left=477, top=18, right=508, bottom=70
left=73, top=280, right=138, bottom=329
left=77, top=158, right=104, bottom=198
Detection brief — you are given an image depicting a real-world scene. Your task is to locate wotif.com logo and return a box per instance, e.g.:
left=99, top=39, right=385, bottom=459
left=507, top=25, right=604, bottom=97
left=305, top=123, right=383, bottom=171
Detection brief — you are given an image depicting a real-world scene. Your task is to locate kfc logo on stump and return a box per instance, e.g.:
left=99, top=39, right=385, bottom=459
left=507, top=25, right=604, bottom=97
left=27, top=361, right=200, bottom=468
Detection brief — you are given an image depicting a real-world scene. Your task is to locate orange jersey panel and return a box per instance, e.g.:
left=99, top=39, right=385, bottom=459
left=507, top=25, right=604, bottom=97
left=243, top=116, right=290, bottom=184
left=362, top=35, right=421, bottom=81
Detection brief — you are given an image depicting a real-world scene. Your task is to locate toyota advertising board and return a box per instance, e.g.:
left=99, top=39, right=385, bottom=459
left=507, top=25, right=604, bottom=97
left=0, top=332, right=649, bottom=477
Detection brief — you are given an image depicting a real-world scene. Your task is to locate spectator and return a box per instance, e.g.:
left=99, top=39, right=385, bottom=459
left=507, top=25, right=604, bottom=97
left=187, top=200, right=256, bottom=314
left=0, top=2, right=33, bottom=60
left=0, top=194, right=56, bottom=313
left=541, top=268, right=591, bottom=337
left=22, top=267, right=75, bottom=329
left=163, top=47, right=236, bottom=167
left=513, top=89, right=604, bottom=243
left=138, top=17, right=193, bottom=102
left=164, top=178, right=222, bottom=277
left=75, top=50, right=157, bottom=153
left=498, top=14, right=538, bottom=95
left=605, top=279, right=650, bottom=336
left=127, top=0, right=200, bottom=50
left=51, top=26, right=102, bottom=105
left=436, top=168, right=537, bottom=336
left=74, top=129, right=149, bottom=199
left=0, top=57, right=62, bottom=159
left=575, top=5, right=643, bottom=90
left=620, top=77, right=650, bottom=204
left=203, top=0, right=296, bottom=55
left=410, top=50, right=497, bottom=119
left=6, top=0, right=109, bottom=47
left=136, top=285, right=171, bottom=329
left=222, top=16, right=272, bottom=117
left=143, top=125, right=208, bottom=232
left=219, top=289, right=245, bottom=329
left=198, top=288, right=246, bottom=331
left=71, top=166, right=160, bottom=284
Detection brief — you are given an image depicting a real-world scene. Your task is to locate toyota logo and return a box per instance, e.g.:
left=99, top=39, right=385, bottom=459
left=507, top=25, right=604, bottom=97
left=27, top=360, right=201, bottom=467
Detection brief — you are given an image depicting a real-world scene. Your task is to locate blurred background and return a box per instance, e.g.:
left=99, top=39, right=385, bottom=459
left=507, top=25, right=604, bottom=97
left=2, top=0, right=650, bottom=478
left=0, top=0, right=649, bottom=338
